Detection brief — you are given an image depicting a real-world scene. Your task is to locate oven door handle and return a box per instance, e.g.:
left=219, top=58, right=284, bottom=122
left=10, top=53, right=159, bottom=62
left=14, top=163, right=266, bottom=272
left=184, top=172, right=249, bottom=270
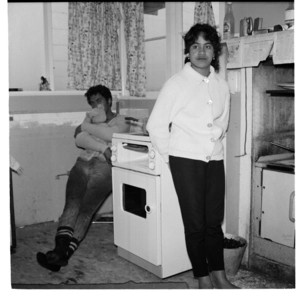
left=145, top=205, right=152, bottom=214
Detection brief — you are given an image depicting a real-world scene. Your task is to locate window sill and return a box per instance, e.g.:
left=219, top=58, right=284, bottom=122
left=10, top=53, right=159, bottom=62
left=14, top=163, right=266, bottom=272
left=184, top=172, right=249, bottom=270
left=119, top=91, right=159, bottom=100
left=9, top=90, right=86, bottom=97
left=9, top=90, right=159, bottom=99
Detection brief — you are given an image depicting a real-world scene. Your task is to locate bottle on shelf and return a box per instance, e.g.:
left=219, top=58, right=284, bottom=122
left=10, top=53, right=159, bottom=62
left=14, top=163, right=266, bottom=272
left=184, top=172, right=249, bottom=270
left=223, top=2, right=235, bottom=39
left=285, top=2, right=294, bottom=28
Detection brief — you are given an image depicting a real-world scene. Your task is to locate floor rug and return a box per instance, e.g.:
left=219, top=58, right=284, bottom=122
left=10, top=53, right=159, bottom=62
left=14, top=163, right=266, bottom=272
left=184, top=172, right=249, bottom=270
left=12, top=281, right=189, bottom=289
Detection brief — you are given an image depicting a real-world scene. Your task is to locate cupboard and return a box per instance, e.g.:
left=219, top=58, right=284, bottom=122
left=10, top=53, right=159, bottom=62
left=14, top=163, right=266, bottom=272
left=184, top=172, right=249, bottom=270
left=261, top=170, right=294, bottom=248
left=225, top=30, right=294, bottom=283
left=250, top=58, right=294, bottom=283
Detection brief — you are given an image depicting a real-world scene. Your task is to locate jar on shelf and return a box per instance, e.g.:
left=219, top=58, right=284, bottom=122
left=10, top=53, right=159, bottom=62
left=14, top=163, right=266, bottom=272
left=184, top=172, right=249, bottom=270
left=285, top=2, right=294, bottom=28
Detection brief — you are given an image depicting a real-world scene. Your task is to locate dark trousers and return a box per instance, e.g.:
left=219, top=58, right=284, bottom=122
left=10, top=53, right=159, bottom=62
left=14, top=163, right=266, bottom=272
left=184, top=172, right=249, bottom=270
left=58, top=157, right=112, bottom=242
left=169, top=156, right=225, bottom=277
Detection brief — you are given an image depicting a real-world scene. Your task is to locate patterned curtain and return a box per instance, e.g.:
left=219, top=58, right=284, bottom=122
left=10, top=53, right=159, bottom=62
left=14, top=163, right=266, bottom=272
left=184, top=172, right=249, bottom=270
left=122, top=2, right=146, bottom=97
left=100, top=2, right=122, bottom=90
left=194, top=2, right=216, bottom=27
left=67, top=2, right=122, bottom=90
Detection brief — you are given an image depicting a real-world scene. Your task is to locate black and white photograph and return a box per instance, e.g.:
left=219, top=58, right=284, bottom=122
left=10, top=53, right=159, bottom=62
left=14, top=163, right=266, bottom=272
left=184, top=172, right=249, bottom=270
left=4, top=1, right=296, bottom=292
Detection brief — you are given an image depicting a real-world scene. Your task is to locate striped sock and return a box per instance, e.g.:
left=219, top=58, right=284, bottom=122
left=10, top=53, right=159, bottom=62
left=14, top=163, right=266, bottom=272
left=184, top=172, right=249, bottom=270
left=56, top=226, right=74, bottom=239
left=68, top=238, right=79, bottom=258
left=54, top=226, right=74, bottom=255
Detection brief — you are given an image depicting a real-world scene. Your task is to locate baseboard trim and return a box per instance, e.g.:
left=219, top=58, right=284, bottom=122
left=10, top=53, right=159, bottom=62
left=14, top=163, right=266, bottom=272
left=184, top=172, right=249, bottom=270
left=249, top=253, right=295, bottom=285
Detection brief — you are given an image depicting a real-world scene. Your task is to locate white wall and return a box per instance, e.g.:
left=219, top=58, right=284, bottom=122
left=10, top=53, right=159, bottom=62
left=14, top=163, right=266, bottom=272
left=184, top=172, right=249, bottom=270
left=144, top=8, right=166, bottom=91
left=52, top=2, right=69, bottom=90
left=8, top=3, right=46, bottom=91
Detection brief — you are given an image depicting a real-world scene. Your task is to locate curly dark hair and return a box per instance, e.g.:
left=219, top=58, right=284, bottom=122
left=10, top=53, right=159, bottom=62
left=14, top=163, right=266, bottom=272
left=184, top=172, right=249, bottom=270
left=84, top=84, right=112, bottom=106
left=183, top=23, right=222, bottom=72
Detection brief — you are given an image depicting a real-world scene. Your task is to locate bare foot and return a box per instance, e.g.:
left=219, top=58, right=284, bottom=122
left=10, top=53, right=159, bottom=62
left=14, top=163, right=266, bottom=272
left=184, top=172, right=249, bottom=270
left=210, top=270, right=240, bottom=289
left=198, top=276, right=213, bottom=289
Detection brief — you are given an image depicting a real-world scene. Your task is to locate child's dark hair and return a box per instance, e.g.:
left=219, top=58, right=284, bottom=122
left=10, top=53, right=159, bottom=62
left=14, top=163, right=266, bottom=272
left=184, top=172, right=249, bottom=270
left=183, top=23, right=222, bottom=72
left=84, top=85, right=112, bottom=106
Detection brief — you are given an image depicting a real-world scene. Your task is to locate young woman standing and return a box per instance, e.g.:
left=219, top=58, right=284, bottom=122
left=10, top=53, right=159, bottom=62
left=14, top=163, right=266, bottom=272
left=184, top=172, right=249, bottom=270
left=146, top=24, right=238, bottom=289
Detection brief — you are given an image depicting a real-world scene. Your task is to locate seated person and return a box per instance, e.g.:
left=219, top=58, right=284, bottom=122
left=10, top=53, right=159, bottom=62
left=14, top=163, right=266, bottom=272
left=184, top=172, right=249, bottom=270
left=36, top=84, right=130, bottom=272
left=75, top=104, right=108, bottom=160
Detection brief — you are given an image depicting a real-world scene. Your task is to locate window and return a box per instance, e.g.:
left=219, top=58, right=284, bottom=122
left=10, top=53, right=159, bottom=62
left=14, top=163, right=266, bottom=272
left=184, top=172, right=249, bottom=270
left=8, top=2, right=191, bottom=95
left=144, top=4, right=166, bottom=91
left=51, top=3, right=68, bottom=91
left=8, top=3, right=47, bottom=91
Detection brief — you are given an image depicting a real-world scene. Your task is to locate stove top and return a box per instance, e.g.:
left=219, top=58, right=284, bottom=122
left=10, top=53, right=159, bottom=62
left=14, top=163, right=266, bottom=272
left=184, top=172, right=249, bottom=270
left=112, top=132, right=150, bottom=142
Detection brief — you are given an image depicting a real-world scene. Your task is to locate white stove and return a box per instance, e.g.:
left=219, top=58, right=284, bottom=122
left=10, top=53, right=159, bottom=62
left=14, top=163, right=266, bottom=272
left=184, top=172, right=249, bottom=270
left=111, top=132, right=192, bottom=278
left=111, top=132, right=162, bottom=175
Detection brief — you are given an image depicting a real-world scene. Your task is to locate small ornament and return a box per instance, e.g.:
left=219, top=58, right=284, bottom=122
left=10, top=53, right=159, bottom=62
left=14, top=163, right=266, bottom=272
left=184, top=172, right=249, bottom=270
left=40, top=76, right=51, bottom=91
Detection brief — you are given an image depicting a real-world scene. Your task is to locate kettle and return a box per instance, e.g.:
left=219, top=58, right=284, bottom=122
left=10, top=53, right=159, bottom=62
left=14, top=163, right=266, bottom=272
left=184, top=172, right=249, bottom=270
left=240, top=17, right=253, bottom=36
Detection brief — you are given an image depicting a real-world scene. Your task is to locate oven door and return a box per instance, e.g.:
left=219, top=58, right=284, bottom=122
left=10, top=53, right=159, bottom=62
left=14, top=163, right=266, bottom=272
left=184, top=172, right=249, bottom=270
left=112, top=167, right=161, bottom=265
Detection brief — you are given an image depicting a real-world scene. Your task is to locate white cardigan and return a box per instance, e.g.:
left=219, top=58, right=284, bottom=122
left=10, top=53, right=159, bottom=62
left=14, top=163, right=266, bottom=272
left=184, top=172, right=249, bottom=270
left=146, top=63, right=230, bottom=163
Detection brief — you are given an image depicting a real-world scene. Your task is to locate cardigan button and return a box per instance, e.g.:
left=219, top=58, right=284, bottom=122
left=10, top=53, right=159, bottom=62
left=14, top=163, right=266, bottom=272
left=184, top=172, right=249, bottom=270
left=206, top=156, right=211, bottom=160
left=207, top=123, right=212, bottom=128
left=207, top=100, right=213, bottom=105
left=211, top=138, right=215, bottom=142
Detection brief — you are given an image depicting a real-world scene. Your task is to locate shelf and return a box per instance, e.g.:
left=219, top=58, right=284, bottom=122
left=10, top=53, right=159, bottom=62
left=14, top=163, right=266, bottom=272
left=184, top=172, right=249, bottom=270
left=266, top=89, right=294, bottom=97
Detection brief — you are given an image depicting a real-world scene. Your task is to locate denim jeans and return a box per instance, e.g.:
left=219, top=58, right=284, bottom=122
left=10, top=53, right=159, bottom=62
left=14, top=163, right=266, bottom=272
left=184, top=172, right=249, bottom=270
left=58, top=157, right=112, bottom=242
left=169, top=156, right=225, bottom=277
